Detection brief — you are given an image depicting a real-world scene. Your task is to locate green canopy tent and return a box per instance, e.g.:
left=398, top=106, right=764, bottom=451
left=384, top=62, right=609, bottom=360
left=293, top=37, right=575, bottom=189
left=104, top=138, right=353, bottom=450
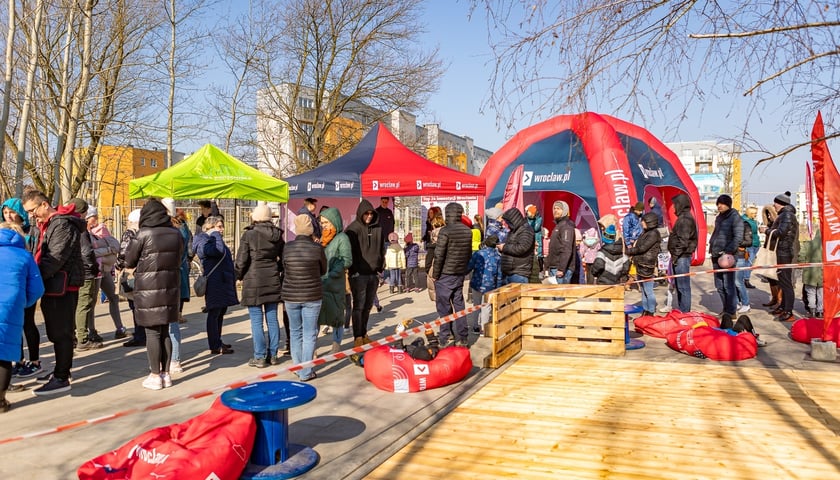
left=129, top=143, right=288, bottom=202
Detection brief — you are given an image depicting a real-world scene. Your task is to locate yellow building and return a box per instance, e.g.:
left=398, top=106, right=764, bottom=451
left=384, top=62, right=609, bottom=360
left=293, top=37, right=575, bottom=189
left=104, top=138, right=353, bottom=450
left=95, top=145, right=166, bottom=210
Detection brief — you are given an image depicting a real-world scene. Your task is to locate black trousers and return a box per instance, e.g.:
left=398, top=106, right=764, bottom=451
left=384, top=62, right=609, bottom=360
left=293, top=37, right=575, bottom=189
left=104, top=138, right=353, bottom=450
left=21, top=304, right=39, bottom=362
left=145, top=325, right=172, bottom=374
left=40, top=291, right=78, bottom=381
left=777, top=255, right=794, bottom=312
left=349, top=273, right=379, bottom=338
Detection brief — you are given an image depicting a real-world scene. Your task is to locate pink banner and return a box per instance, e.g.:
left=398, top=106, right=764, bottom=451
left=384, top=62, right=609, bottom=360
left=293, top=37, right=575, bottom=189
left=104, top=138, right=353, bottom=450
left=811, top=112, right=840, bottom=339
left=502, top=164, right=525, bottom=214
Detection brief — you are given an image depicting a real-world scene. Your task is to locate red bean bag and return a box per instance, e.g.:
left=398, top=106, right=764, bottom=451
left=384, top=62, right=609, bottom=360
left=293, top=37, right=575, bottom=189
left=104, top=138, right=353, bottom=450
left=634, top=310, right=720, bottom=338
left=790, top=317, right=840, bottom=344
left=365, top=345, right=472, bottom=393
left=666, top=326, right=757, bottom=361
left=78, top=397, right=256, bottom=480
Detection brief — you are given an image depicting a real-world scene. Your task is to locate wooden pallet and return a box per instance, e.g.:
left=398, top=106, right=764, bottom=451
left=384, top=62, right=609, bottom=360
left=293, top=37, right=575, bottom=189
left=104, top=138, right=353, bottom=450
left=367, top=355, right=840, bottom=479
left=483, top=284, right=625, bottom=367
left=520, top=284, right=625, bottom=356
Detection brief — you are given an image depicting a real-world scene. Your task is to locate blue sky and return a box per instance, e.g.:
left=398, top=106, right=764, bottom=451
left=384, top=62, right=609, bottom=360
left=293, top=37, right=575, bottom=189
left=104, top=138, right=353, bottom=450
left=214, top=1, right=815, bottom=196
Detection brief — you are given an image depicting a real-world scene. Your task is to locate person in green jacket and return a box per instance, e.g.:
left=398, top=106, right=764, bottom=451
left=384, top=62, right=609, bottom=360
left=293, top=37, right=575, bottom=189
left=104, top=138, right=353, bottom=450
left=799, top=228, right=823, bottom=317
left=318, top=207, right=353, bottom=354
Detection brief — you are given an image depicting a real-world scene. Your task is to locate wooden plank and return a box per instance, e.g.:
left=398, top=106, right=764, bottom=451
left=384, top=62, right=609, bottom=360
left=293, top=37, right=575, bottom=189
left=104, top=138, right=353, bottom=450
left=520, top=297, right=623, bottom=312
left=524, top=326, right=624, bottom=340
left=520, top=283, right=625, bottom=299
left=370, top=354, right=840, bottom=479
left=523, top=337, right=625, bottom=355
left=522, top=311, right=625, bottom=328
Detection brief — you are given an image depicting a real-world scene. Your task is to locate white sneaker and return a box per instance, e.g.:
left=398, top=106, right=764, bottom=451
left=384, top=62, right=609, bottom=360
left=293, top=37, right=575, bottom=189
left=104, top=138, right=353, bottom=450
left=160, top=372, right=173, bottom=388
left=659, top=305, right=673, bottom=313
left=142, top=373, right=163, bottom=390
left=169, top=361, right=183, bottom=373
left=738, top=304, right=751, bottom=313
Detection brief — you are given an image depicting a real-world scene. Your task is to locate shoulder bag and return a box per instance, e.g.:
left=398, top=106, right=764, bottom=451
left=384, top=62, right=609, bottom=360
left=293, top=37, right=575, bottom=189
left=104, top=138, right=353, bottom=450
left=194, top=250, right=226, bottom=297
left=753, top=231, right=778, bottom=281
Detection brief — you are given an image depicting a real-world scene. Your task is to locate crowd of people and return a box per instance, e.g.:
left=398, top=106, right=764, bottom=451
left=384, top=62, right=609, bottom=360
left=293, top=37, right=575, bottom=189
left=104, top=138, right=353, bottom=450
left=0, top=187, right=823, bottom=409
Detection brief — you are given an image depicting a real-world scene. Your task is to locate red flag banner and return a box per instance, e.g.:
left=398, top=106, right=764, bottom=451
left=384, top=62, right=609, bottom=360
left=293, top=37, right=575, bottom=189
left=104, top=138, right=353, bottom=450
left=502, top=164, right=525, bottom=214
left=805, top=161, right=813, bottom=239
left=811, top=111, right=840, bottom=339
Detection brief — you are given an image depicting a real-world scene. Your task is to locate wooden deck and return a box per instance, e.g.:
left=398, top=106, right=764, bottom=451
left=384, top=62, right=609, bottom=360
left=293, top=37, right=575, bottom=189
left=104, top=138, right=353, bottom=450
left=366, top=354, right=840, bottom=479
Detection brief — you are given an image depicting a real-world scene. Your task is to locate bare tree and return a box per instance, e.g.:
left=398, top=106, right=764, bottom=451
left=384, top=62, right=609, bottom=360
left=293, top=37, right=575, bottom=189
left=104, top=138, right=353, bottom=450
left=12, top=0, right=43, bottom=197
left=471, top=1, right=840, bottom=162
left=253, top=0, right=444, bottom=176
left=0, top=0, right=15, bottom=197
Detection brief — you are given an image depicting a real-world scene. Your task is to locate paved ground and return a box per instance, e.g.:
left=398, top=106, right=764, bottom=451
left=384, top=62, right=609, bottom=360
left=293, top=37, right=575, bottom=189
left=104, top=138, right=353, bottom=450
left=0, top=267, right=835, bottom=479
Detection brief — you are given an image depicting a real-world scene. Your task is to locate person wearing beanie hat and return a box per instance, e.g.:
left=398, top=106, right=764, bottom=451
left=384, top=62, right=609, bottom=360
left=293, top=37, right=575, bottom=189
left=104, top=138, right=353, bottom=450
left=432, top=202, right=473, bottom=346
left=21, top=190, right=83, bottom=395
left=281, top=208, right=327, bottom=381
left=767, top=190, right=798, bottom=322
left=403, top=232, right=421, bottom=292
left=622, top=201, right=644, bottom=247
left=294, top=214, right=315, bottom=237
left=71, top=196, right=103, bottom=353
left=526, top=205, right=544, bottom=271
left=384, top=230, right=405, bottom=293
left=123, top=198, right=184, bottom=390
left=84, top=206, right=98, bottom=220
left=625, top=212, right=662, bottom=315
left=591, top=225, right=630, bottom=286
left=251, top=204, right=273, bottom=223
left=84, top=205, right=129, bottom=344
left=708, top=192, right=743, bottom=317
left=161, top=198, right=176, bottom=217
left=485, top=206, right=508, bottom=244
left=547, top=200, right=575, bottom=284
left=116, top=208, right=146, bottom=347
left=236, top=201, right=285, bottom=368
left=297, top=198, right=321, bottom=240
left=467, top=233, right=503, bottom=333
left=667, top=193, right=698, bottom=313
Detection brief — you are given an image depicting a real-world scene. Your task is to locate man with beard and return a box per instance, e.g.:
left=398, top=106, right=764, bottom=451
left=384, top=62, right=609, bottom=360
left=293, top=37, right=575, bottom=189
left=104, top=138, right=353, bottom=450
left=546, top=200, right=577, bottom=284
left=708, top=194, right=743, bottom=318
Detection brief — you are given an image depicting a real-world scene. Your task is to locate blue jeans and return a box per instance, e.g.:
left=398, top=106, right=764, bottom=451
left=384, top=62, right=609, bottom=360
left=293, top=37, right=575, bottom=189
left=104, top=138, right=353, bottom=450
left=735, top=255, right=749, bottom=306
left=504, top=274, right=529, bottom=285
left=672, top=256, right=691, bottom=313
left=641, top=278, right=656, bottom=312
left=388, top=268, right=402, bottom=288
left=548, top=267, right=575, bottom=285
left=744, top=246, right=758, bottom=281
left=713, top=258, right=738, bottom=315
left=286, top=300, right=321, bottom=380
left=248, top=303, right=280, bottom=359
left=168, top=322, right=181, bottom=362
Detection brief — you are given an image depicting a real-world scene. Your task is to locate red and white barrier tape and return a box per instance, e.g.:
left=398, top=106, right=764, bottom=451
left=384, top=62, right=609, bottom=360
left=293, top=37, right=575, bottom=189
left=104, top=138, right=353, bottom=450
left=0, top=304, right=484, bottom=445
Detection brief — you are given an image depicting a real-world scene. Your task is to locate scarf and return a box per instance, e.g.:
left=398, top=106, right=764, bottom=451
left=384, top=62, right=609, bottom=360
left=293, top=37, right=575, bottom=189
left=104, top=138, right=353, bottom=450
left=321, top=223, right=336, bottom=246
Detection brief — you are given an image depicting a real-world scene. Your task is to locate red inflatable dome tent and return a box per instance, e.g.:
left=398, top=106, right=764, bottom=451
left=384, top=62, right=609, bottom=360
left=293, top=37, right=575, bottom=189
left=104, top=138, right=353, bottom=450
left=480, top=112, right=707, bottom=265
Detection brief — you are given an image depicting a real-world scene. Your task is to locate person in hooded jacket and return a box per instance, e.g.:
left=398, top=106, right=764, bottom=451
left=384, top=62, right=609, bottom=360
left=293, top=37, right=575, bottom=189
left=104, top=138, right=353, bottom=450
left=193, top=215, right=239, bottom=354
left=235, top=205, right=284, bottom=368
left=546, top=201, right=576, bottom=284
left=625, top=212, right=662, bottom=315
left=708, top=194, right=744, bottom=317
left=2, top=198, right=42, bottom=377
left=345, top=199, right=384, bottom=353
left=0, top=223, right=44, bottom=411
left=525, top=205, right=544, bottom=271
left=667, top=194, right=698, bottom=312
left=484, top=207, right=508, bottom=244
left=760, top=203, right=782, bottom=308
left=767, top=191, right=799, bottom=322
left=317, top=207, right=352, bottom=354
left=124, top=199, right=183, bottom=390
left=22, top=190, right=83, bottom=396
left=116, top=209, right=145, bottom=347
left=590, top=225, right=630, bottom=285
left=66, top=199, right=102, bottom=351
left=432, top=202, right=473, bottom=347
left=498, top=207, right=536, bottom=284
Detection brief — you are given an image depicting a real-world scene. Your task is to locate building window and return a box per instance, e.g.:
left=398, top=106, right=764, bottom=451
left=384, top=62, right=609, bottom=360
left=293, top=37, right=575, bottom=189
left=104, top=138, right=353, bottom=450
left=139, top=157, right=145, bottom=166
left=151, top=159, right=158, bottom=167
left=297, top=97, right=314, bottom=109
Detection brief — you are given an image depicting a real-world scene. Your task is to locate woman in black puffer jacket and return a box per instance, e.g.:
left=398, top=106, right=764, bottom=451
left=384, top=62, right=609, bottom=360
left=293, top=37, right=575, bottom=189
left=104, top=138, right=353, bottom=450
left=499, top=208, right=535, bottom=283
left=235, top=205, right=284, bottom=368
left=124, top=199, right=183, bottom=390
left=766, top=193, right=799, bottom=321
left=625, top=212, right=661, bottom=315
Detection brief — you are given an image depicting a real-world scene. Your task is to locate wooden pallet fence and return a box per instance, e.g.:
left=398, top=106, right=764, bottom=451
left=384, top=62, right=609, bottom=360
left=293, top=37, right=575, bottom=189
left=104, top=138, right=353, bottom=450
left=520, top=284, right=625, bottom=356
left=482, top=283, right=523, bottom=368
